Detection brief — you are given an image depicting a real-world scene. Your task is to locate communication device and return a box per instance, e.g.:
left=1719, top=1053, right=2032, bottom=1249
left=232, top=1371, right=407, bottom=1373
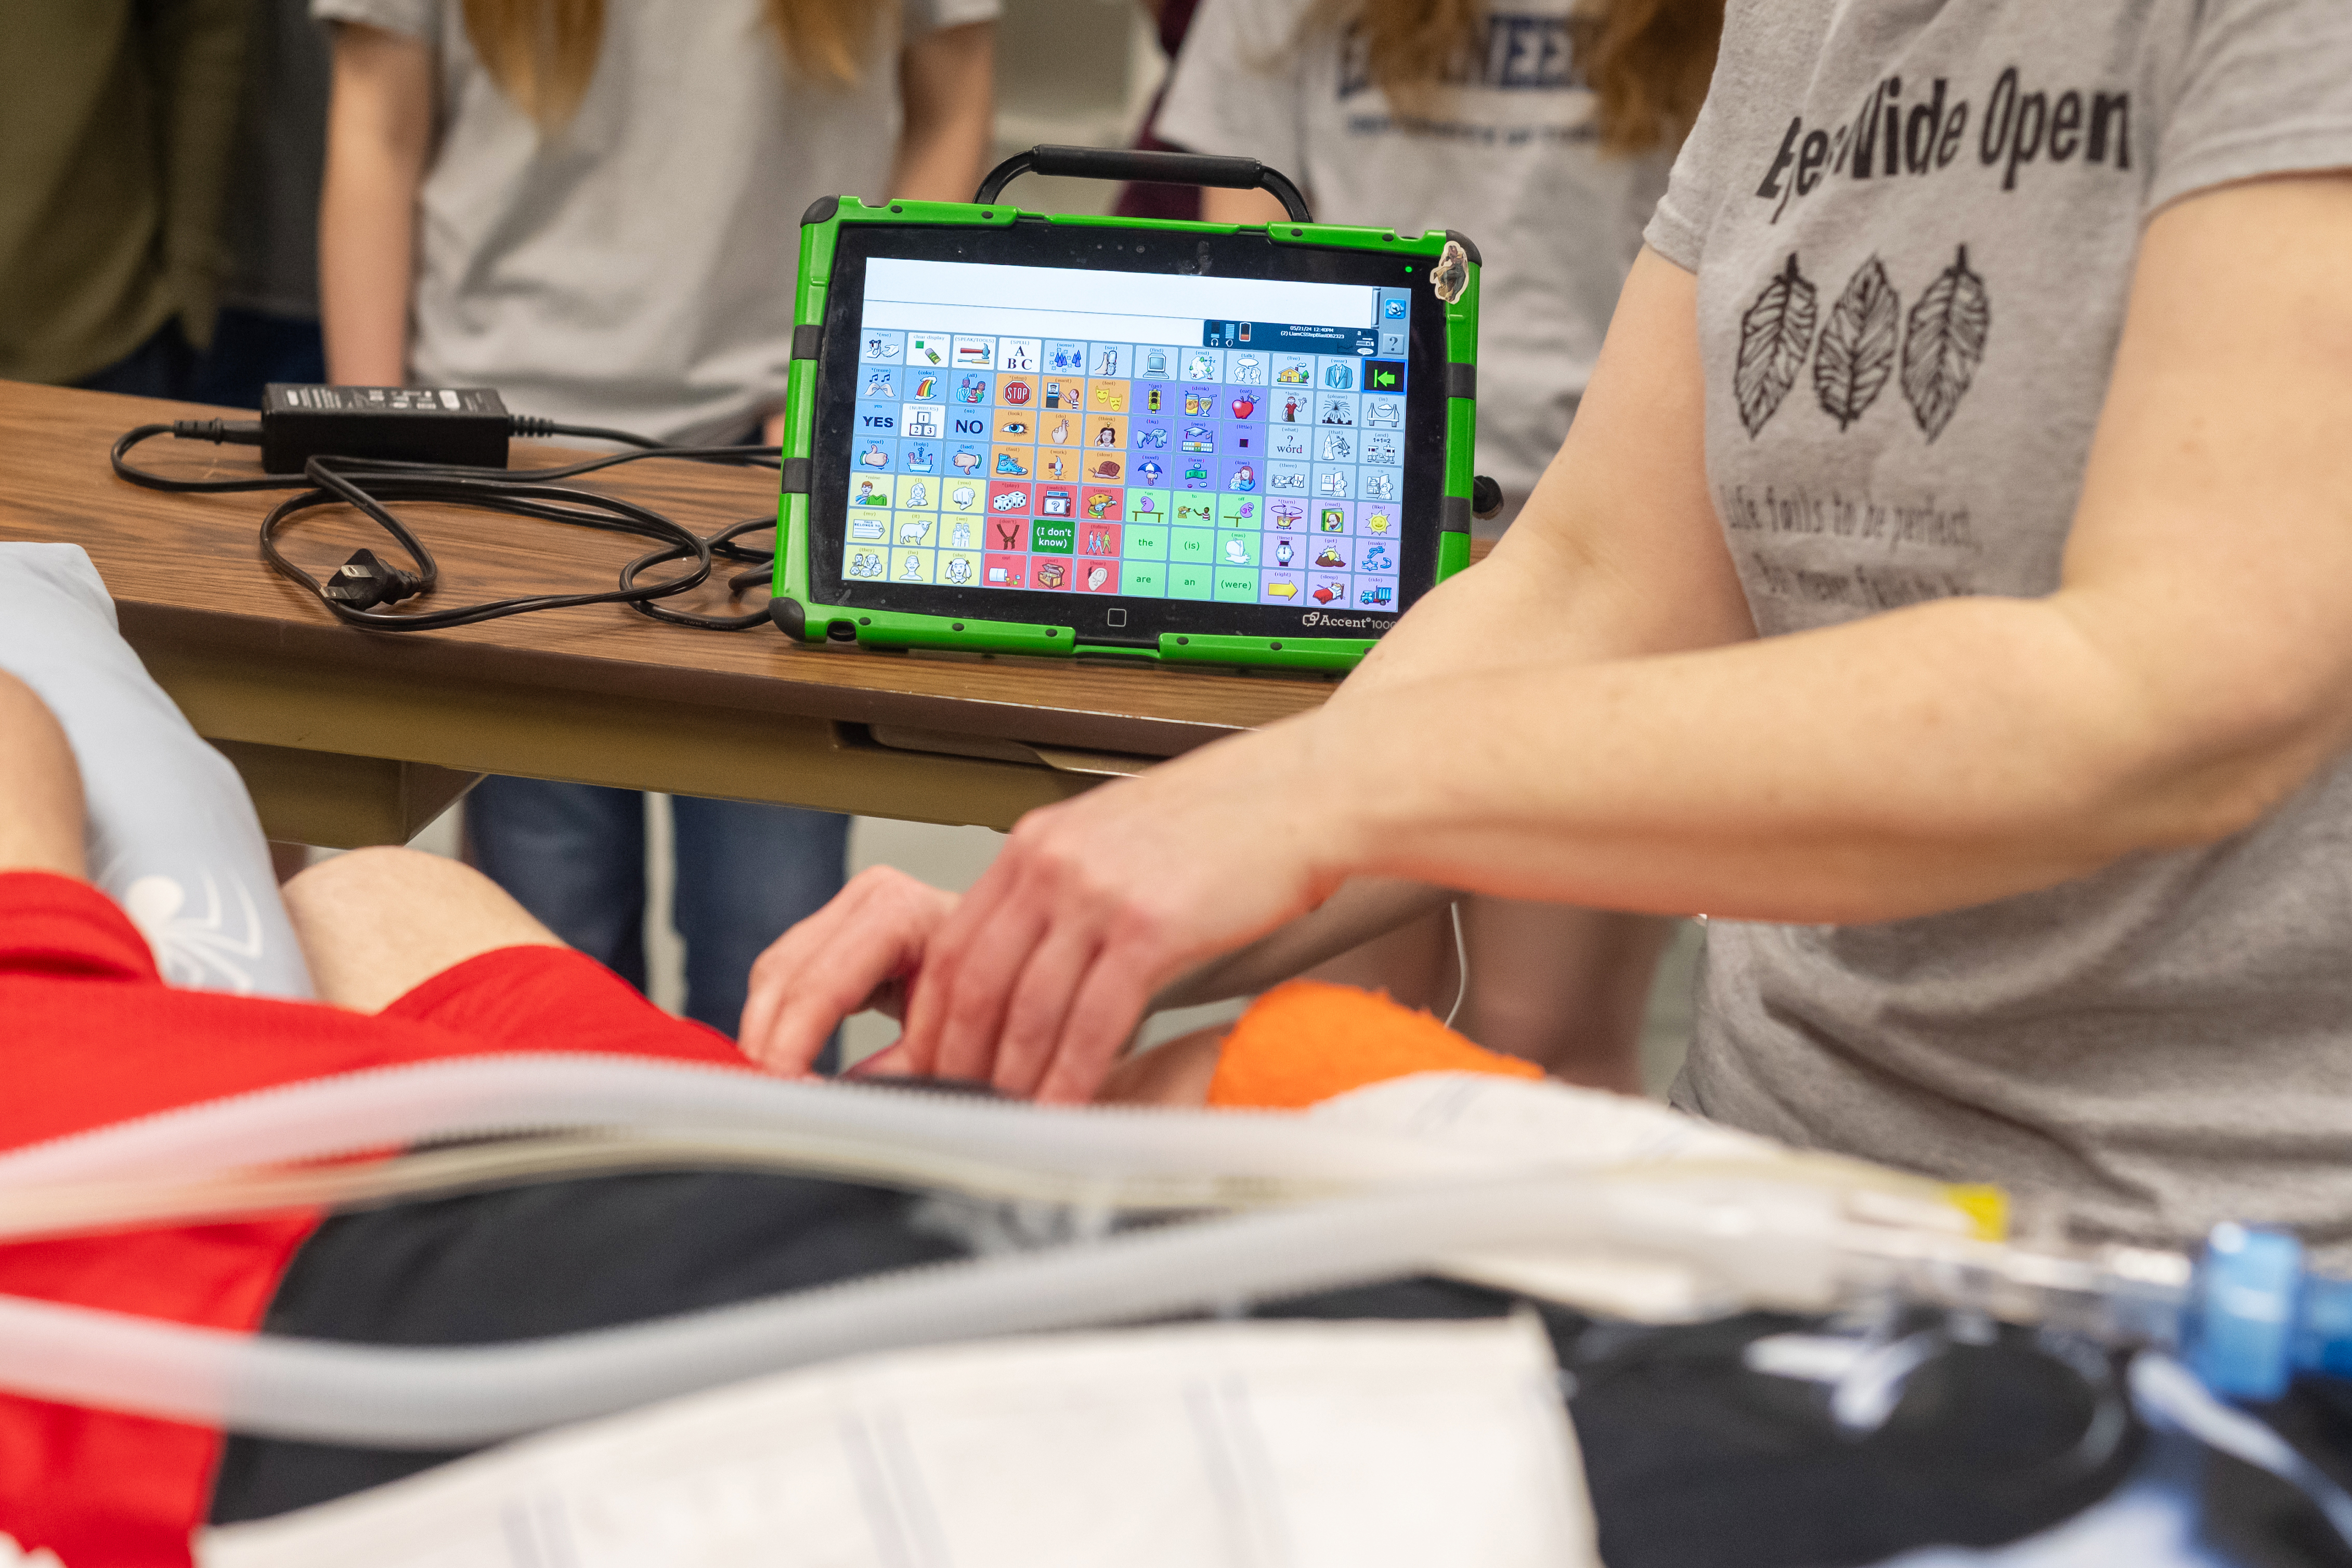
left=773, top=147, right=1483, bottom=671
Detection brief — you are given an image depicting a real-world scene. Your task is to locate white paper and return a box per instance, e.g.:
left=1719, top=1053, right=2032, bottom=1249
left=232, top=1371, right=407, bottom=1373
left=199, top=1316, right=1596, bottom=1568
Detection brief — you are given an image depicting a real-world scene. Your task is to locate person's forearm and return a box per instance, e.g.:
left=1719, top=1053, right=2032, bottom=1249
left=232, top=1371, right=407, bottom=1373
left=1142, top=474, right=1696, bottom=1007
left=889, top=118, right=990, bottom=205
left=1149, top=555, right=1586, bottom=1010
left=1151, top=876, right=1453, bottom=1009
left=1335, top=521, right=1740, bottom=713
left=1326, top=190, right=2352, bottom=920
left=1303, top=589, right=2341, bottom=926
left=888, top=23, right=994, bottom=203
left=1183, top=262, right=1748, bottom=1004
left=318, top=25, right=432, bottom=385
left=1336, top=252, right=1754, bottom=706
left=1201, top=187, right=1293, bottom=226
left=318, top=181, right=413, bottom=387
left=318, top=133, right=419, bottom=385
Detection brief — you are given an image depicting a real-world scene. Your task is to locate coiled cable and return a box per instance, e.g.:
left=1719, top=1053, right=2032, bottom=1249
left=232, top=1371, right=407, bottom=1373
left=108, top=421, right=782, bottom=632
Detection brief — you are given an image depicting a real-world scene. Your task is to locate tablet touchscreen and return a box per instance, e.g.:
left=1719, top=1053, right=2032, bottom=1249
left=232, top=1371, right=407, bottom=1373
left=808, top=224, right=1449, bottom=645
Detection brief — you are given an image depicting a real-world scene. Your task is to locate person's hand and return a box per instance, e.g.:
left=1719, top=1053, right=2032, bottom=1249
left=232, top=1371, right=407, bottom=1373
left=736, top=866, right=957, bottom=1075
left=895, top=720, right=1350, bottom=1103
left=760, top=409, right=787, bottom=448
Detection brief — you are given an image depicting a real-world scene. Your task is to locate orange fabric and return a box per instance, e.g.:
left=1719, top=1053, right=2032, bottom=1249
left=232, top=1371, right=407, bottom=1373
left=1205, top=981, right=1543, bottom=1110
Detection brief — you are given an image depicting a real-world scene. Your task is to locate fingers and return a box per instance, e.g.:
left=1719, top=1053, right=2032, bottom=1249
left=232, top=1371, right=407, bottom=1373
left=902, top=797, right=1220, bottom=1100
left=907, top=803, right=1130, bottom=1086
left=736, top=907, right=839, bottom=1070
left=906, top=845, right=1174, bottom=1102
left=735, top=867, right=954, bottom=1076
left=996, top=893, right=1173, bottom=1101
left=898, top=822, right=1051, bottom=1079
left=896, top=727, right=1340, bottom=1100
left=1033, top=946, right=1161, bottom=1105
left=986, top=920, right=1106, bottom=1097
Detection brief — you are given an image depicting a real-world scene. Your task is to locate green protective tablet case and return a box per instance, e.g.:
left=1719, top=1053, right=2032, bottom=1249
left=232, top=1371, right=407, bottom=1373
left=771, top=150, right=1482, bottom=672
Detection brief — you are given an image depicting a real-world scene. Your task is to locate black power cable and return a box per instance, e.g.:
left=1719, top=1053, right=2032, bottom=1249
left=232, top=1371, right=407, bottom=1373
left=262, top=472, right=718, bottom=631
left=109, top=419, right=783, bottom=633
left=622, top=514, right=780, bottom=631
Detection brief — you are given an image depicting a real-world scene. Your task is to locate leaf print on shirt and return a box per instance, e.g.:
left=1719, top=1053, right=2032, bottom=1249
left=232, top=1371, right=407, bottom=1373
left=1735, top=253, right=1819, bottom=437
left=1902, top=245, right=1991, bottom=442
left=1814, top=257, right=1900, bottom=430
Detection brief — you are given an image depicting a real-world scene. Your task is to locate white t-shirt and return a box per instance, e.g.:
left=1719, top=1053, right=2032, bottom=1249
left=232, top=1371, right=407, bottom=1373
left=1156, top=0, right=1673, bottom=505
left=314, top=0, right=998, bottom=442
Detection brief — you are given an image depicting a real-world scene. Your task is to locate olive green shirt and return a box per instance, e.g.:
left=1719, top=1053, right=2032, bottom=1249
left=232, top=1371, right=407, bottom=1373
left=0, top=0, right=253, bottom=384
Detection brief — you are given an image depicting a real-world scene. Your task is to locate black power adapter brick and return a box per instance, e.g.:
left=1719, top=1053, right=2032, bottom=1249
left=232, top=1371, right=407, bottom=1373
left=258, top=384, right=513, bottom=473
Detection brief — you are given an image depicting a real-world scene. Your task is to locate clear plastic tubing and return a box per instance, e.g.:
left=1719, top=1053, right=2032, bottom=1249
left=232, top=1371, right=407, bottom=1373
left=0, top=1054, right=1631, bottom=1449
left=27, top=1057, right=2344, bottom=1447
left=0, top=1053, right=1485, bottom=1199
left=0, top=1174, right=1787, bottom=1449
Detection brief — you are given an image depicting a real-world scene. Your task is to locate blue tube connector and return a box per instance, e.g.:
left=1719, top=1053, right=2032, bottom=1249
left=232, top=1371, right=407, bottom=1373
left=2187, top=1224, right=2352, bottom=1400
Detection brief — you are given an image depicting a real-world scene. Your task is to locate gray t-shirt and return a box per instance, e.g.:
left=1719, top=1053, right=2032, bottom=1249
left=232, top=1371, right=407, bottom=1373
left=1157, top=0, right=1672, bottom=508
left=315, top=0, right=998, bottom=442
left=1647, top=1, right=2352, bottom=1257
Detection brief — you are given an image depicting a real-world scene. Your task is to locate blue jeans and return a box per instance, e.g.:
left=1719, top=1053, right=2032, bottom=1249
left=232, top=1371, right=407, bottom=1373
left=77, top=311, right=326, bottom=408
left=76, top=321, right=196, bottom=398
left=467, top=779, right=849, bottom=1042
left=189, top=308, right=326, bottom=410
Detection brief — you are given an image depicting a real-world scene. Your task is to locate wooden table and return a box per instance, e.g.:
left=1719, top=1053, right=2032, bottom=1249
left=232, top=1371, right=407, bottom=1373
left=0, top=382, right=1363, bottom=845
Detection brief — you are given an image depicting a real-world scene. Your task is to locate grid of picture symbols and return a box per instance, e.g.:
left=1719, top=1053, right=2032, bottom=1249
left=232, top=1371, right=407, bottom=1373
left=841, top=310, right=1413, bottom=611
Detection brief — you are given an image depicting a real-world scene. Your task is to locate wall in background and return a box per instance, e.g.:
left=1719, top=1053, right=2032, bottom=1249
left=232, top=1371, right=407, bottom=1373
left=985, top=0, right=1164, bottom=214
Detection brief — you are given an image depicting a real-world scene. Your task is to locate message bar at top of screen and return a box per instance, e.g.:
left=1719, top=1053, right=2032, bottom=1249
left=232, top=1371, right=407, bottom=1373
left=859, top=300, right=1224, bottom=346
left=864, top=259, right=1376, bottom=330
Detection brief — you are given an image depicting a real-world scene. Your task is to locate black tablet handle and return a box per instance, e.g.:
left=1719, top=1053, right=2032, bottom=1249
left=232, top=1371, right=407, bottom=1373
left=973, top=146, right=1315, bottom=225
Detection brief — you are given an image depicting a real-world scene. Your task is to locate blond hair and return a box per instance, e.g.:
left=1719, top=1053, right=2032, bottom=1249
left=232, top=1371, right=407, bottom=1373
left=1305, top=0, right=1724, bottom=154
left=461, top=0, right=897, bottom=130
